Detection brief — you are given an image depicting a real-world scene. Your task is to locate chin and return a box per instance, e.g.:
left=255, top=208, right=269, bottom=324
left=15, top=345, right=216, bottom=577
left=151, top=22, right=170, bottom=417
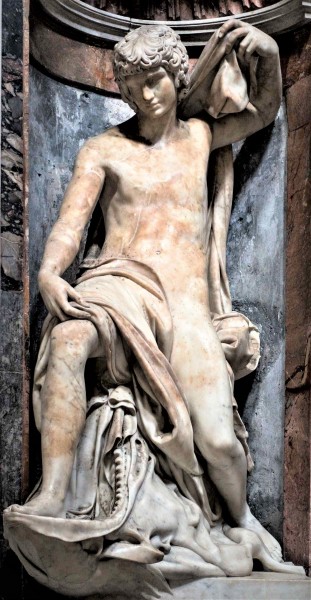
left=152, top=106, right=172, bottom=118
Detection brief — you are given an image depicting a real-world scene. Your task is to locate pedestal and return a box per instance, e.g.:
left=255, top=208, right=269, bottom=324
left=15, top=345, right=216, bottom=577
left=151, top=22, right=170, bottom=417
left=168, top=572, right=310, bottom=600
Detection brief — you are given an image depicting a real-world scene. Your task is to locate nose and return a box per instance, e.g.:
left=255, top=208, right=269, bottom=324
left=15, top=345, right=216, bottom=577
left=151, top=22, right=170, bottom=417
left=142, top=85, right=154, bottom=102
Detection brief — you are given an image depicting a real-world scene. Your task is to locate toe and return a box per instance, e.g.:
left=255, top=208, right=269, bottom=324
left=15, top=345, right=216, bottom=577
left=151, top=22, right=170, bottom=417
left=10, top=504, right=23, bottom=512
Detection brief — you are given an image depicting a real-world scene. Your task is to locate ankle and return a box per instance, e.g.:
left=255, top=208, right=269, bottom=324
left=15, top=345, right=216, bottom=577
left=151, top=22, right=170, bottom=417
left=236, top=505, right=252, bottom=526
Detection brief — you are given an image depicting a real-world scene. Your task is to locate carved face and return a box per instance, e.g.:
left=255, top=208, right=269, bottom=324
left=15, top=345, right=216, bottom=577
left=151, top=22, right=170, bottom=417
left=125, top=67, right=177, bottom=118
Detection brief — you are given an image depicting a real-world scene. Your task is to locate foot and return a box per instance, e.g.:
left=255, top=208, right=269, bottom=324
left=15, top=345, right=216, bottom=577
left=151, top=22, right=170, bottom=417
left=223, top=525, right=304, bottom=575
left=239, top=508, right=282, bottom=562
left=217, top=542, right=253, bottom=577
left=10, top=492, right=65, bottom=518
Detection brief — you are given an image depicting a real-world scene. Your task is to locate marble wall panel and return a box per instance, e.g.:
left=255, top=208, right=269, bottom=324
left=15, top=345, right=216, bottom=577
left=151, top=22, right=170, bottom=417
left=227, top=103, right=287, bottom=541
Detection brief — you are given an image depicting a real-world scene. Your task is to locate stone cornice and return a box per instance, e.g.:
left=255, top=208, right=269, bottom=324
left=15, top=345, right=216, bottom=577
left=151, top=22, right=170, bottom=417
left=33, top=0, right=311, bottom=46
left=30, top=0, right=311, bottom=94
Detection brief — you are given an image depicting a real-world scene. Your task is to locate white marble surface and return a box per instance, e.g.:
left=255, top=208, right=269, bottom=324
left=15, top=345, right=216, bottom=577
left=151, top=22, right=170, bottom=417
left=169, top=572, right=310, bottom=600
left=81, top=572, right=310, bottom=600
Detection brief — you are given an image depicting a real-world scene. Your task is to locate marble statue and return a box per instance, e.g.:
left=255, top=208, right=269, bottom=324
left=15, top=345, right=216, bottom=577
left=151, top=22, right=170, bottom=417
left=4, top=19, right=304, bottom=597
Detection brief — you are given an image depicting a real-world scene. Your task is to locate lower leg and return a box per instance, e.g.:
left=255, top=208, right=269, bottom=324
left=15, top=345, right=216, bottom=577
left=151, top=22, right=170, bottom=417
left=13, top=320, right=100, bottom=516
left=201, top=439, right=282, bottom=561
left=171, top=321, right=282, bottom=560
left=39, top=354, right=88, bottom=507
left=206, top=439, right=248, bottom=524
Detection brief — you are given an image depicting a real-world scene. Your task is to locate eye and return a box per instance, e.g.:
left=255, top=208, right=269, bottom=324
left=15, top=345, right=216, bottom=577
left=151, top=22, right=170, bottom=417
left=147, top=78, right=156, bottom=87
left=147, top=74, right=163, bottom=87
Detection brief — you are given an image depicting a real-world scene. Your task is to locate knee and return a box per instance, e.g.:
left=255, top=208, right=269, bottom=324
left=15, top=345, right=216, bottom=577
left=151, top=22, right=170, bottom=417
left=198, top=432, right=242, bottom=467
left=50, top=321, right=94, bottom=360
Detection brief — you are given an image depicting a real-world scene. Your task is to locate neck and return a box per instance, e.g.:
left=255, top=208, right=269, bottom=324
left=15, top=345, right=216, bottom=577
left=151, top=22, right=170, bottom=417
left=137, top=105, right=179, bottom=145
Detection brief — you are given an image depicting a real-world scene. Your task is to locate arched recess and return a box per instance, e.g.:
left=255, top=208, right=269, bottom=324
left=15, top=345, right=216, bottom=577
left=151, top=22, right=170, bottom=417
left=30, top=0, right=311, bottom=92
left=24, top=0, right=311, bottom=578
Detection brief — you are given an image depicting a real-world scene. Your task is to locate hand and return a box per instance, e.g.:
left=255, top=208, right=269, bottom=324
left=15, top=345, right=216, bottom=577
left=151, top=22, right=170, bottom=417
left=218, top=20, right=278, bottom=62
left=38, top=270, right=90, bottom=321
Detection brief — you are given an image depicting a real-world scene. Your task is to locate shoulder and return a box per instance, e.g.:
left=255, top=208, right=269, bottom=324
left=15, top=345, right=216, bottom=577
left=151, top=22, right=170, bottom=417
left=183, top=116, right=213, bottom=146
left=186, top=116, right=212, bottom=135
left=76, top=117, right=137, bottom=166
left=77, top=127, right=120, bottom=157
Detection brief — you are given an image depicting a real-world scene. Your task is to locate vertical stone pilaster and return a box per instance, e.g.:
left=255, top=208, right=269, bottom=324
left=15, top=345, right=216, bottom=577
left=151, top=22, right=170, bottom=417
left=284, top=79, right=311, bottom=571
left=1, top=1, right=26, bottom=597
left=281, top=27, right=311, bottom=572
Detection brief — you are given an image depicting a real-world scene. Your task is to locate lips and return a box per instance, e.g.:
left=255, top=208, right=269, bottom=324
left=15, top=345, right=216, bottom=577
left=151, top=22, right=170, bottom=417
left=147, top=102, right=160, bottom=110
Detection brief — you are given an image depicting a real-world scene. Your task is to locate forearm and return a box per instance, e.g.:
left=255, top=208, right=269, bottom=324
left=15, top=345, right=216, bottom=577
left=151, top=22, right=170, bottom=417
left=39, top=143, right=105, bottom=281
left=250, top=48, right=282, bottom=126
left=38, top=219, right=82, bottom=281
left=210, top=22, right=283, bottom=149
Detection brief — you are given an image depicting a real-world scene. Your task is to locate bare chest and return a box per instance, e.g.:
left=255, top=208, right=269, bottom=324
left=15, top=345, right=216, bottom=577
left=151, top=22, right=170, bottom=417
left=102, top=131, right=210, bottom=212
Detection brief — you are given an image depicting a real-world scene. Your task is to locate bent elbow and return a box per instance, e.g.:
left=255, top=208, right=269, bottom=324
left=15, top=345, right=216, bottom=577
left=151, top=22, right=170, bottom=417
left=259, top=97, right=281, bottom=128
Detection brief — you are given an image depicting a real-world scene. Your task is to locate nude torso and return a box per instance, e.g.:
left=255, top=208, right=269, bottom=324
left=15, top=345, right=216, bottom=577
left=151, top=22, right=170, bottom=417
left=87, top=115, right=233, bottom=443
left=91, top=117, right=213, bottom=318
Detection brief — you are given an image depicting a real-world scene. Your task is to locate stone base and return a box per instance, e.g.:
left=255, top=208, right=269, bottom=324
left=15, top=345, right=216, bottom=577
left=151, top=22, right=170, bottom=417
left=168, top=572, right=310, bottom=600
left=5, top=512, right=308, bottom=599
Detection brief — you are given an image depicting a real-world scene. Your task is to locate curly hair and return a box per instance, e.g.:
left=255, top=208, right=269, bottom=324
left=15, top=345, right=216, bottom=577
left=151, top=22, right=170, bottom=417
left=113, top=25, right=189, bottom=110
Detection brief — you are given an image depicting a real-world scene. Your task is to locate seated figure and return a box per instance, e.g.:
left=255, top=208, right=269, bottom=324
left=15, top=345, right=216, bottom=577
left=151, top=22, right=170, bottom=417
left=4, top=19, right=304, bottom=593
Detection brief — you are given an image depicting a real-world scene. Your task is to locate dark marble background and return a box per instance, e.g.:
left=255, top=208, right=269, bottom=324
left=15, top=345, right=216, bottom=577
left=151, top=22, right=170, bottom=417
left=1, top=1, right=25, bottom=598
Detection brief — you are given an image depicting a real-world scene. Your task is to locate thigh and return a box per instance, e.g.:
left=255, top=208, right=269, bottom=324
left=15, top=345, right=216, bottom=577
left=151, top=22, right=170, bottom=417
left=51, top=319, right=104, bottom=361
left=76, top=273, right=170, bottom=350
left=170, top=316, right=235, bottom=442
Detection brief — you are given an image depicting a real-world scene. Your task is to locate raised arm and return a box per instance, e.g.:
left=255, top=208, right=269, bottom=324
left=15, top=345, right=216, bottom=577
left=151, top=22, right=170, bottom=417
left=38, top=140, right=105, bottom=321
left=211, top=20, right=282, bottom=151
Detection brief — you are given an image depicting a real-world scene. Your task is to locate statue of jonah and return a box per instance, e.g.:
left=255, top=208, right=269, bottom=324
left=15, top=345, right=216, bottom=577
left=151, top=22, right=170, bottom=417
left=4, top=20, right=304, bottom=589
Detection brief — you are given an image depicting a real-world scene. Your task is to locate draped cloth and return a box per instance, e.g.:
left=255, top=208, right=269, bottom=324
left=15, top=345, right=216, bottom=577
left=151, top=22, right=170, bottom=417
left=4, top=263, right=261, bottom=589
left=30, top=257, right=259, bottom=533
left=4, top=31, right=265, bottom=590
